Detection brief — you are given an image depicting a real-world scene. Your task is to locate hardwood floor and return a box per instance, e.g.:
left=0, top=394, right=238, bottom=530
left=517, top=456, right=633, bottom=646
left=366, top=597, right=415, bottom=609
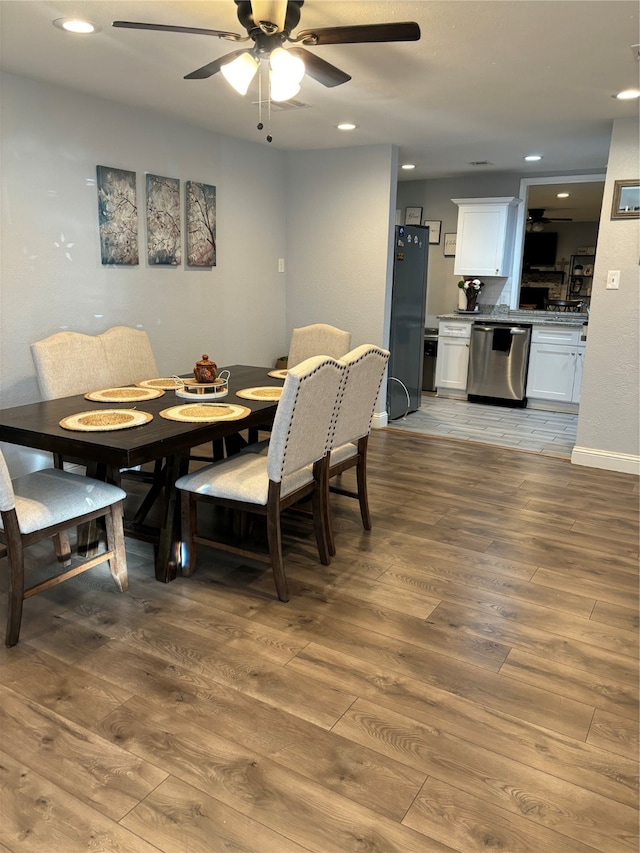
left=1, top=429, right=638, bottom=853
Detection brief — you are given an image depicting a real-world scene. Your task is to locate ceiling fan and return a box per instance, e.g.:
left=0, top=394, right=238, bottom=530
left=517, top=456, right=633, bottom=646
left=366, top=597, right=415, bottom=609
left=113, top=1, right=421, bottom=90
left=526, top=208, right=573, bottom=232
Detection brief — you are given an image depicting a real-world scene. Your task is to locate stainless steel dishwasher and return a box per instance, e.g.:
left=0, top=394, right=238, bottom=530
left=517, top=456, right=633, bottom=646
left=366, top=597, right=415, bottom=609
left=467, top=322, right=532, bottom=405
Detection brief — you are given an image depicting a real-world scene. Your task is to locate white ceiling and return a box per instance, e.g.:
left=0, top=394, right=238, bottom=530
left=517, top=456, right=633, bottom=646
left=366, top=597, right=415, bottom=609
left=1, top=0, right=636, bottom=220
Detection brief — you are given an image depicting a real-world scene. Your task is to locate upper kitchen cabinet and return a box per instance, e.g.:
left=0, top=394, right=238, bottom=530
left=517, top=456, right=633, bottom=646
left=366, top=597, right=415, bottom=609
left=452, top=197, right=521, bottom=277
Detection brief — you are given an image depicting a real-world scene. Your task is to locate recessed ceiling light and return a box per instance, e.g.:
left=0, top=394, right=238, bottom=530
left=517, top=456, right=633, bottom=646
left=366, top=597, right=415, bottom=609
left=401, top=163, right=416, bottom=170
left=336, top=123, right=357, bottom=131
left=53, top=17, right=100, bottom=34
left=615, top=89, right=640, bottom=100
left=557, top=192, right=570, bottom=198
left=524, top=154, right=543, bottom=162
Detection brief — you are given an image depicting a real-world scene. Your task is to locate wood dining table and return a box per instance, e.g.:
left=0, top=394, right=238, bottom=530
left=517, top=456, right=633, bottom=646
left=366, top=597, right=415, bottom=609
left=0, top=365, right=282, bottom=582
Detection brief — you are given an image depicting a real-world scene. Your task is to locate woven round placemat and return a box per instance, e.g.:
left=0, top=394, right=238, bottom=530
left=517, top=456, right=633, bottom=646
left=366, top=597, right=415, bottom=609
left=85, top=386, right=164, bottom=402
left=136, top=377, right=183, bottom=390
left=59, top=409, right=153, bottom=432
left=267, top=369, right=288, bottom=380
left=236, top=386, right=283, bottom=402
left=160, top=403, right=251, bottom=423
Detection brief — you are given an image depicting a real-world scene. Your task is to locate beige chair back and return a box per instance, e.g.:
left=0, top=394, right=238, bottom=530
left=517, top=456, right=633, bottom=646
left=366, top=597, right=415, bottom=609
left=332, top=345, right=390, bottom=450
left=31, top=326, right=158, bottom=399
left=267, top=355, right=346, bottom=485
left=100, top=326, right=158, bottom=385
left=31, top=331, right=112, bottom=399
left=287, top=324, right=352, bottom=368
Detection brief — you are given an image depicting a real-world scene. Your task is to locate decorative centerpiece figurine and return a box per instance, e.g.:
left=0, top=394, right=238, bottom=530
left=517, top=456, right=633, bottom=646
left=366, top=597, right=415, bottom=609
left=193, top=354, right=217, bottom=384
left=458, top=278, right=484, bottom=311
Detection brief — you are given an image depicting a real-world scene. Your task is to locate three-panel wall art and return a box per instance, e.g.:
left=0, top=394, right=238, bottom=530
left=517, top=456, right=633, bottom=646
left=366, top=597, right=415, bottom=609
left=96, top=165, right=216, bottom=268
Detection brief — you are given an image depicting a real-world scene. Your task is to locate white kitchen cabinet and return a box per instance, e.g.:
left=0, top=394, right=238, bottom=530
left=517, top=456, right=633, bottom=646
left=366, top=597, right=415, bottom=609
left=526, top=327, right=584, bottom=405
left=436, top=321, right=471, bottom=392
left=452, top=197, right=521, bottom=277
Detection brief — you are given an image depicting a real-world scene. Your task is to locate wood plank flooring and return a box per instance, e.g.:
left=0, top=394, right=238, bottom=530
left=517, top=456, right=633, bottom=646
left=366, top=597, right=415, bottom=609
left=1, top=429, right=638, bottom=853
left=390, top=394, right=579, bottom=458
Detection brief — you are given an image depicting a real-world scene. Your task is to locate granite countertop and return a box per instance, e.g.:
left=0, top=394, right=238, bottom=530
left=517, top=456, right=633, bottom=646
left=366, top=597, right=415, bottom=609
left=437, top=309, right=589, bottom=327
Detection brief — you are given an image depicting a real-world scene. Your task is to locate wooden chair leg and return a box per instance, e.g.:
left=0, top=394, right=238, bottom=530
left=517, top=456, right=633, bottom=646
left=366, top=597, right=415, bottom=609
left=180, top=491, right=197, bottom=576
left=4, top=513, right=25, bottom=647
left=314, top=459, right=332, bottom=563
left=104, top=503, right=128, bottom=592
left=266, top=486, right=289, bottom=602
left=356, top=438, right=372, bottom=531
left=53, top=531, right=72, bottom=566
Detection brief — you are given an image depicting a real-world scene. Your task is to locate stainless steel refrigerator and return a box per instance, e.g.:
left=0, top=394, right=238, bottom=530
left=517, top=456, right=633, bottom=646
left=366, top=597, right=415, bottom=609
left=387, top=224, right=429, bottom=419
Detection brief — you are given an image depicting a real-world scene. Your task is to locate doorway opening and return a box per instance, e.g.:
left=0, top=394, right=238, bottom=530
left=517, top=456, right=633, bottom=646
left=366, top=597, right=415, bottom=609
left=510, top=174, right=606, bottom=310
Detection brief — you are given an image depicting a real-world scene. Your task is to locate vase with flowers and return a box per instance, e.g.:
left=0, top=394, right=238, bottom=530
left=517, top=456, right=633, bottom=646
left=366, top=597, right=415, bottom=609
left=458, top=278, right=484, bottom=312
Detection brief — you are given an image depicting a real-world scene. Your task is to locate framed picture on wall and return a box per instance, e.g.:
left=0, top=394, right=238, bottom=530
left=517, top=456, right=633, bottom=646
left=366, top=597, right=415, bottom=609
left=422, top=220, right=442, bottom=244
left=611, top=179, right=640, bottom=219
left=443, top=232, right=457, bottom=256
left=405, top=206, right=422, bottom=225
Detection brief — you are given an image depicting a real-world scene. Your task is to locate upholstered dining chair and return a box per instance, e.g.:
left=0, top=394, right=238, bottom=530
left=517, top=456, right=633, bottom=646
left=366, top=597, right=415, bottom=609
left=31, top=327, right=164, bottom=525
left=31, top=330, right=113, bottom=401
left=100, top=325, right=159, bottom=385
left=0, top=448, right=128, bottom=646
left=325, top=344, right=389, bottom=555
left=176, top=355, right=346, bottom=602
left=287, top=323, right=352, bottom=367
left=248, top=323, right=351, bottom=446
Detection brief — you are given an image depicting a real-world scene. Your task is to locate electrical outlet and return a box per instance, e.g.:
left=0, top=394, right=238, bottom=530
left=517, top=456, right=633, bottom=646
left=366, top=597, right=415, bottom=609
left=278, top=258, right=285, bottom=273
left=606, top=270, right=620, bottom=289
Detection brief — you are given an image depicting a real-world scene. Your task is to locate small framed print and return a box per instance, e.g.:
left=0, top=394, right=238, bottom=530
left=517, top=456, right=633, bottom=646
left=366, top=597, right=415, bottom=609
left=405, top=206, right=422, bottom=226
left=422, top=219, right=442, bottom=244
left=443, top=232, right=457, bottom=256
left=611, top=179, right=640, bottom=219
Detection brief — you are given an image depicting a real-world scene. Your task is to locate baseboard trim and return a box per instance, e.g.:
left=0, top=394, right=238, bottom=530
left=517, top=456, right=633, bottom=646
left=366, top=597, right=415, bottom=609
left=571, top=445, right=640, bottom=475
left=372, top=411, right=388, bottom=429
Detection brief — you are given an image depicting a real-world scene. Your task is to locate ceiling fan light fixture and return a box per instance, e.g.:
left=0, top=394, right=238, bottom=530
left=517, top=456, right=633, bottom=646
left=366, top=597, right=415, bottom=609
left=531, top=221, right=545, bottom=232
left=221, top=52, right=259, bottom=95
left=250, top=0, right=287, bottom=34
left=269, top=47, right=305, bottom=102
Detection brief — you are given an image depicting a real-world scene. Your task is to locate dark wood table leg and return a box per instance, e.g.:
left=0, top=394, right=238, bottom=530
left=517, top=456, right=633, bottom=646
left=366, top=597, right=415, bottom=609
left=155, top=451, right=189, bottom=583
left=77, top=461, right=108, bottom=557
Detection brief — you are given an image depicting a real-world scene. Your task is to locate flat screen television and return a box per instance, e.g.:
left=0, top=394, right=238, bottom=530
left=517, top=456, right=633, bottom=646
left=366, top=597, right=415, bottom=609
left=523, top=232, right=558, bottom=269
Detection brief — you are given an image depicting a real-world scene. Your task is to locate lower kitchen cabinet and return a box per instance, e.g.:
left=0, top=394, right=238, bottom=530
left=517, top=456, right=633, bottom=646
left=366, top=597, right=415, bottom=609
left=526, top=327, right=584, bottom=405
left=435, top=321, right=471, bottom=393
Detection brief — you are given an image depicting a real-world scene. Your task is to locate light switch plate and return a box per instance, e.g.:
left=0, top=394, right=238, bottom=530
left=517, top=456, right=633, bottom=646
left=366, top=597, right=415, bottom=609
left=606, top=270, right=620, bottom=289
left=278, top=258, right=285, bottom=273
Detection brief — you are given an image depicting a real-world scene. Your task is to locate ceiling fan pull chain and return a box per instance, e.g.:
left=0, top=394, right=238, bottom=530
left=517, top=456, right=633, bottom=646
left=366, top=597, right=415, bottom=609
left=257, top=62, right=263, bottom=132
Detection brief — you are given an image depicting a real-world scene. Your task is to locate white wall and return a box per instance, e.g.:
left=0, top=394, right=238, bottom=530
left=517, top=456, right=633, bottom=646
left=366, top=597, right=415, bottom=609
left=285, top=144, right=397, bottom=421
left=0, top=72, right=289, bottom=473
left=573, top=117, right=640, bottom=473
left=285, top=144, right=397, bottom=346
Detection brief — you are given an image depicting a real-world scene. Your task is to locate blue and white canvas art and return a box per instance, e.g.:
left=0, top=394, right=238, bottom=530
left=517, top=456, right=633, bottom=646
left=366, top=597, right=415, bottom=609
left=186, top=181, right=216, bottom=267
left=96, top=165, right=139, bottom=265
left=146, top=174, right=181, bottom=265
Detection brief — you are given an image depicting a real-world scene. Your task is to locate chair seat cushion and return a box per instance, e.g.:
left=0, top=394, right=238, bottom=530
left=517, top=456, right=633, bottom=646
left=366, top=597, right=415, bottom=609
left=330, top=442, right=358, bottom=466
left=2, top=469, right=126, bottom=535
left=176, top=453, right=314, bottom=505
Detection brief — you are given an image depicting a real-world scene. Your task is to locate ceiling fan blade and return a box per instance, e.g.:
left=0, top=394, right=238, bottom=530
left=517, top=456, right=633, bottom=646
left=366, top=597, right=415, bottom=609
left=112, top=21, right=244, bottom=40
left=288, top=47, right=351, bottom=87
left=184, top=49, right=249, bottom=80
left=294, top=21, right=420, bottom=46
